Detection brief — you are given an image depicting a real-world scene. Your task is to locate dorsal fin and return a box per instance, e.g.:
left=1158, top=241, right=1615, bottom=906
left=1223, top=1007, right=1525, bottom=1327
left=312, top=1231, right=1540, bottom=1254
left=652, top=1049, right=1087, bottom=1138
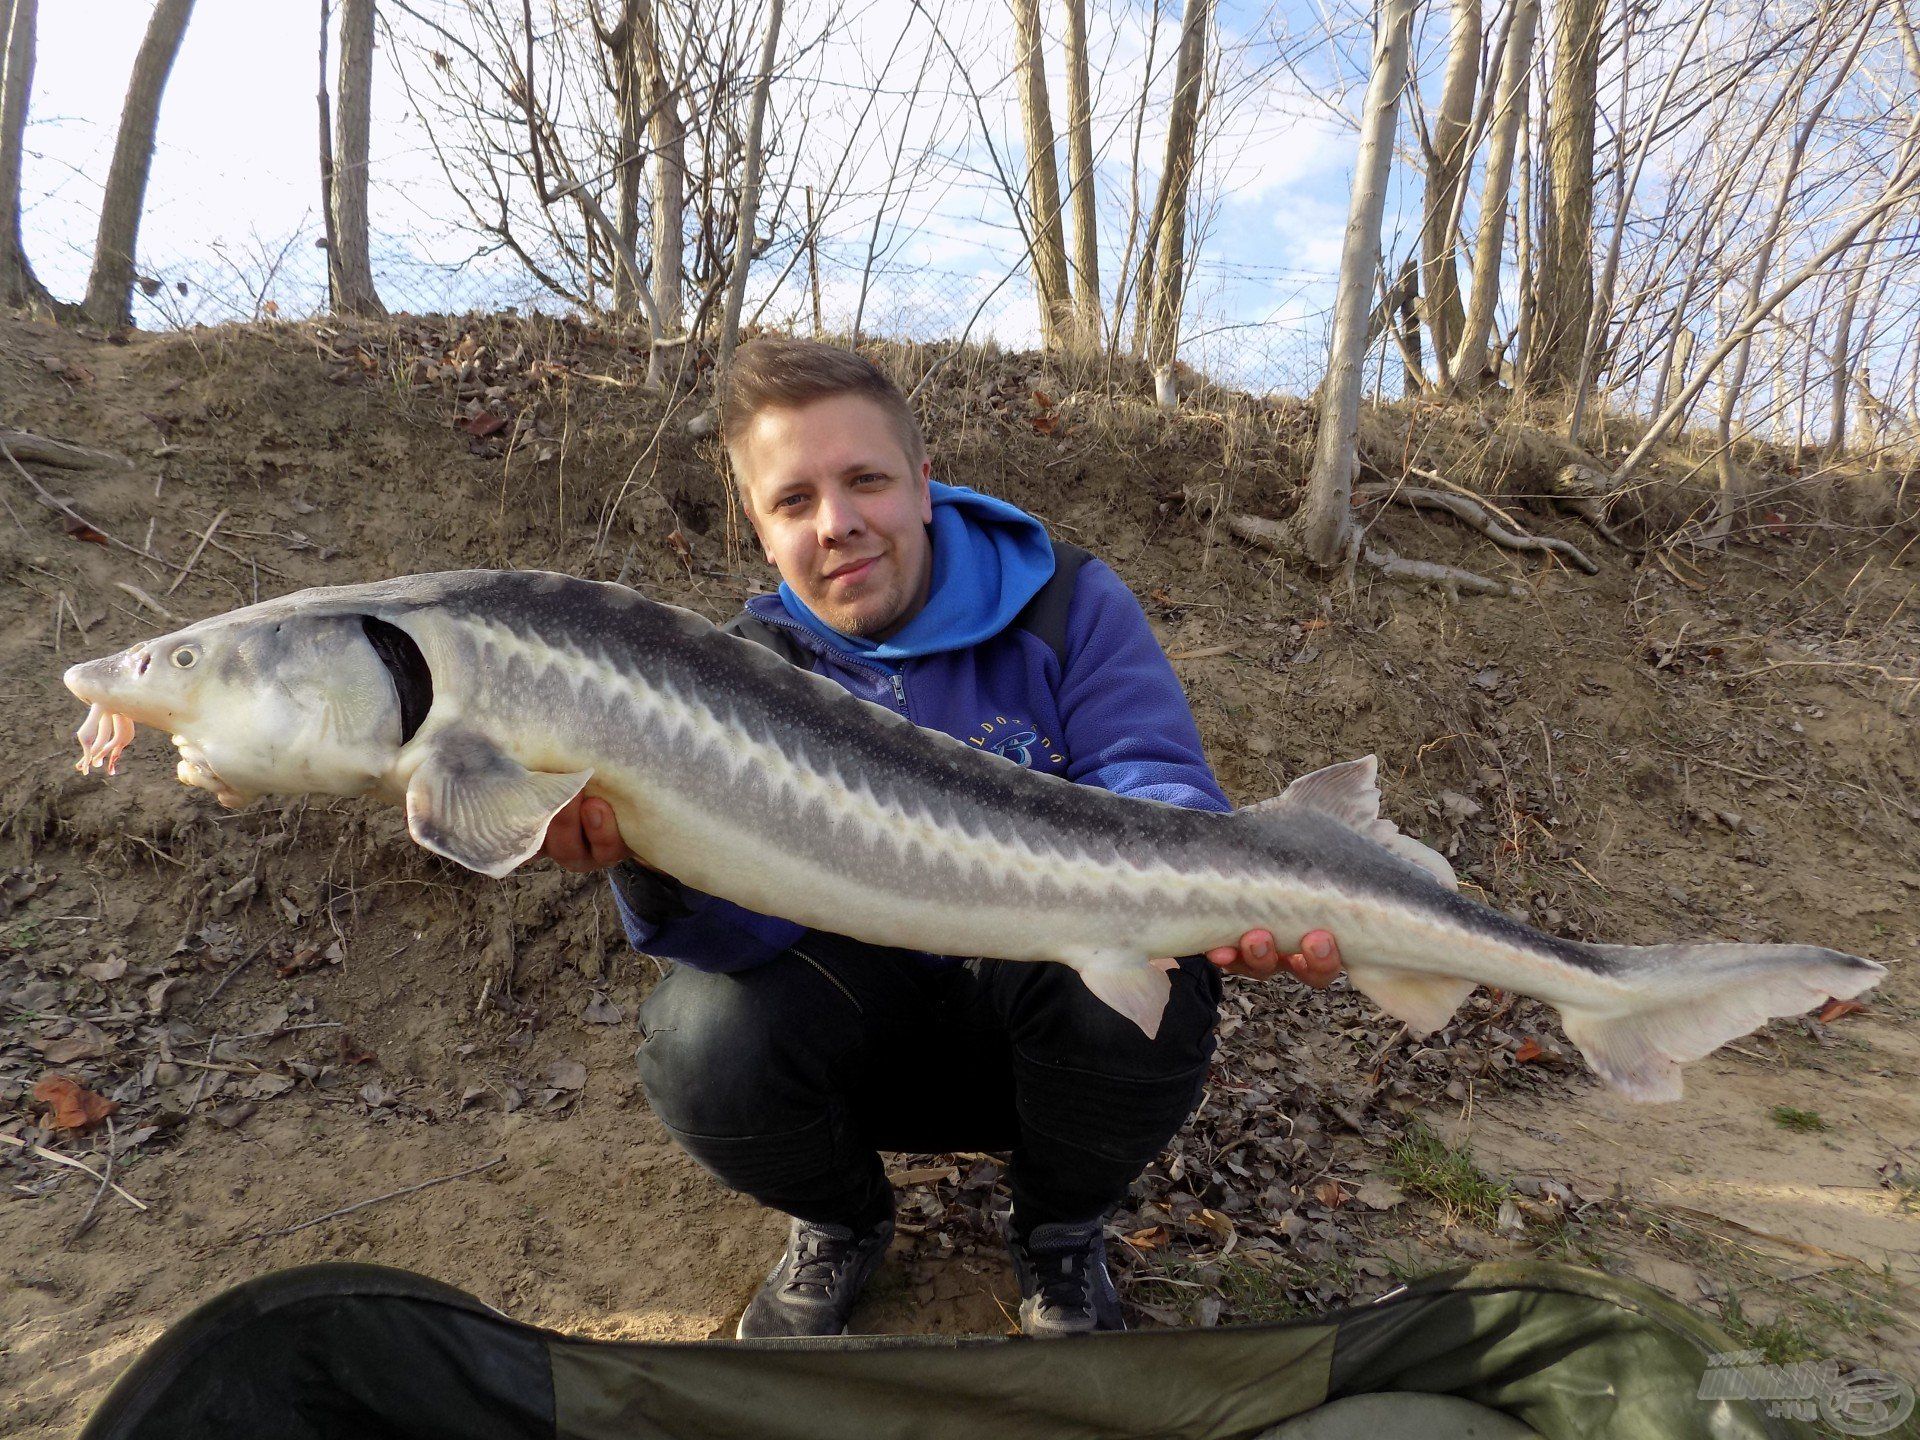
left=1247, top=755, right=1458, bottom=889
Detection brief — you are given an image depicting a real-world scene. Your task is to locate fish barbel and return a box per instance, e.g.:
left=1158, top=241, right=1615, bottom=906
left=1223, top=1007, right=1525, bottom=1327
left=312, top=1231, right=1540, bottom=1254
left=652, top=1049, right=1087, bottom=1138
left=63, top=569, right=1885, bottom=1101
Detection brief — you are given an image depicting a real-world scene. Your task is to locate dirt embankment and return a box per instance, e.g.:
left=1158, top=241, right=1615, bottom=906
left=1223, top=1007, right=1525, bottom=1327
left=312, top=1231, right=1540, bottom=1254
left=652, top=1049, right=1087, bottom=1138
left=1, top=315, right=1915, bottom=1438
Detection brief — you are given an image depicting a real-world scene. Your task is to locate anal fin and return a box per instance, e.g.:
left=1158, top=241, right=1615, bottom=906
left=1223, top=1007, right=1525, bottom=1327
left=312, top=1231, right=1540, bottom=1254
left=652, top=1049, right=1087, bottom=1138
left=1345, top=962, right=1477, bottom=1037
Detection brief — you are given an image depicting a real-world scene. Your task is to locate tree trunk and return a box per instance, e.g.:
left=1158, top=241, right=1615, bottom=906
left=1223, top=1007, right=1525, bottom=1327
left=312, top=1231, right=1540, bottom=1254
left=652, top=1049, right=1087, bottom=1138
left=1138, top=0, right=1212, bottom=374
left=715, top=0, right=781, bottom=373
left=1060, top=0, right=1100, bottom=347
left=1827, top=212, right=1888, bottom=457
left=635, top=0, right=684, bottom=346
left=605, top=1, right=643, bottom=323
left=1010, top=0, right=1072, bottom=349
left=1294, top=0, right=1419, bottom=567
left=1419, top=0, right=1478, bottom=381
left=0, top=0, right=51, bottom=309
left=328, top=0, right=383, bottom=316
left=81, top=0, right=194, bottom=330
left=1524, top=0, right=1599, bottom=392
left=1448, top=0, right=1536, bottom=389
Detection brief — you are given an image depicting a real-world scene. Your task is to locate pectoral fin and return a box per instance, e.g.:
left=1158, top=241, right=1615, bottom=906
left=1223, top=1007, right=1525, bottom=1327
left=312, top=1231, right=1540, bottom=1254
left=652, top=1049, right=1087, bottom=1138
left=1071, top=955, right=1174, bottom=1039
left=405, top=732, right=592, bottom=878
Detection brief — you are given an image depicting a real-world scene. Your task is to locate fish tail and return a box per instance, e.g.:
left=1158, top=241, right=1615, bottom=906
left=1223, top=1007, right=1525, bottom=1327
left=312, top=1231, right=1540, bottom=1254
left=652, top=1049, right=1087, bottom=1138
left=1558, top=943, right=1886, bottom=1103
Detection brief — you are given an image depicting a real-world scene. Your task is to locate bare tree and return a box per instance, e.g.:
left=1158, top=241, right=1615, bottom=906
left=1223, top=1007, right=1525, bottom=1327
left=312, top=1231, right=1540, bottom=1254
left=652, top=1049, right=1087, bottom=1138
left=1136, top=0, right=1213, bottom=384
left=328, top=0, right=385, bottom=316
left=0, top=0, right=52, bottom=310
left=1, top=0, right=35, bottom=305
left=1446, top=0, right=1536, bottom=389
left=1294, top=0, right=1419, bottom=565
left=1419, top=0, right=1478, bottom=379
left=82, top=0, right=196, bottom=330
left=1524, top=0, right=1600, bottom=391
left=716, top=0, right=783, bottom=371
left=1010, top=0, right=1073, bottom=348
left=1060, top=0, right=1099, bottom=345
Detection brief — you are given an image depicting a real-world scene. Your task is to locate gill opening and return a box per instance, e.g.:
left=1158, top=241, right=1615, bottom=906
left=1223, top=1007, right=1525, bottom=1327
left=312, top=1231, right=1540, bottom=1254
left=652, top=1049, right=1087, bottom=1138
left=361, top=616, right=434, bottom=744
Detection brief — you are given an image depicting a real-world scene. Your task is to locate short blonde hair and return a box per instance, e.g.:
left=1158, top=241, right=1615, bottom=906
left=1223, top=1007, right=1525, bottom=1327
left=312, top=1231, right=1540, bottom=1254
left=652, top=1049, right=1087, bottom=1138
left=721, top=338, right=926, bottom=469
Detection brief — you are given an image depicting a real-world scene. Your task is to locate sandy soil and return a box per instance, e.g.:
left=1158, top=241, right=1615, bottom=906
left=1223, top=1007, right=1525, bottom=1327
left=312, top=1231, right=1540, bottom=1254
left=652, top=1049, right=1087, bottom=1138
left=1, top=315, right=1915, bottom=1437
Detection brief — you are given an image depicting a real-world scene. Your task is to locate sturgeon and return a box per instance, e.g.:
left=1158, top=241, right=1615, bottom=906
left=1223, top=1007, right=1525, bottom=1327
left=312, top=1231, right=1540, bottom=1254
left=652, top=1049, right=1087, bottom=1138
left=64, top=569, right=1883, bottom=1102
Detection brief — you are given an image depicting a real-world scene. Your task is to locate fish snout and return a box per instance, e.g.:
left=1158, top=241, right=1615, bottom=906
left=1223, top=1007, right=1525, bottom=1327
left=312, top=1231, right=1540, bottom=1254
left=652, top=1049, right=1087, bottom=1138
left=64, top=647, right=150, bottom=706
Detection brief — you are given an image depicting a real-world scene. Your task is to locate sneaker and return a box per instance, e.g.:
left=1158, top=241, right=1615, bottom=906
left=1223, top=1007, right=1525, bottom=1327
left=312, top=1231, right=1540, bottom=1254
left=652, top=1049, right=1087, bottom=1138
left=735, top=1209, right=895, bottom=1338
left=1009, top=1217, right=1126, bottom=1337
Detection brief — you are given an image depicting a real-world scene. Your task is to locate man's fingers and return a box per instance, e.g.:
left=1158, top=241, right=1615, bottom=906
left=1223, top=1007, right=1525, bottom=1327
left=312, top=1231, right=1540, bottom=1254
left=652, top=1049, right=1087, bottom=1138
left=581, top=797, right=628, bottom=866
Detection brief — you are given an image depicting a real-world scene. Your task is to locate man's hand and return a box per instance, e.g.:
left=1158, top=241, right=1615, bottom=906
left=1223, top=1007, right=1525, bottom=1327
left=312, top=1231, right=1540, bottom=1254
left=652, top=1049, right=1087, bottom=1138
left=1207, top=929, right=1342, bottom=987
left=540, top=794, right=635, bottom=873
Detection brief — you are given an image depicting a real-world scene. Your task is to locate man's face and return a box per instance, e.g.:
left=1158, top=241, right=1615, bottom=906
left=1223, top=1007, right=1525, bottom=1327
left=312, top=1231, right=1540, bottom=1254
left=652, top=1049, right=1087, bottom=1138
left=735, top=393, right=934, bottom=639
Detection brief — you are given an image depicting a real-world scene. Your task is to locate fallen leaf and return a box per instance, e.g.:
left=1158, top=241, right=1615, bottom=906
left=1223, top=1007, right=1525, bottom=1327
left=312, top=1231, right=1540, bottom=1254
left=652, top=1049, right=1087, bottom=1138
left=581, top=994, right=624, bottom=1025
left=885, top=1164, right=957, bottom=1187
left=1312, top=1179, right=1348, bottom=1209
left=546, top=1059, right=588, bottom=1091
left=212, top=1102, right=257, bottom=1129
left=79, top=955, right=127, bottom=983
left=1817, top=997, right=1866, bottom=1024
left=1513, top=1038, right=1545, bottom=1064
left=62, top=515, right=108, bottom=546
left=458, top=410, right=510, bottom=438
left=1123, top=1224, right=1169, bottom=1251
left=1354, top=1178, right=1405, bottom=1211
left=1190, top=1207, right=1236, bottom=1244
left=33, top=1075, right=119, bottom=1131
left=39, top=1025, right=112, bottom=1064
left=145, top=976, right=179, bottom=1016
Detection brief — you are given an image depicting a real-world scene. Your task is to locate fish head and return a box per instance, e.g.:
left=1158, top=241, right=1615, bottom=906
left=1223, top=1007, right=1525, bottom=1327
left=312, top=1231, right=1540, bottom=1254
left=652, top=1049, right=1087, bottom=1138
left=64, top=609, right=407, bottom=805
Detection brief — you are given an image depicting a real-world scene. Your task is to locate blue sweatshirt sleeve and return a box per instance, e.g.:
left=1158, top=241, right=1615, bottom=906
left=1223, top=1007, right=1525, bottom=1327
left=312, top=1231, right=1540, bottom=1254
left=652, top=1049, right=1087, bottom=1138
left=1053, top=560, right=1232, bottom=814
left=608, top=864, right=806, bottom=973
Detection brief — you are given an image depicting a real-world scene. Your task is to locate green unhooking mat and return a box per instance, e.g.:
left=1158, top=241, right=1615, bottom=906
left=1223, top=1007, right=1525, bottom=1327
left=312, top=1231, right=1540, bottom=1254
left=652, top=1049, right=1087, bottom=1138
left=80, top=1259, right=1820, bottom=1439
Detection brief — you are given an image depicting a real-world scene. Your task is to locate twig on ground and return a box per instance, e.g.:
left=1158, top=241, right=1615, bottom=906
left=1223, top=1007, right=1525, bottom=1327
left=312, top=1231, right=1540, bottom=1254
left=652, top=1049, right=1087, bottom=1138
left=0, top=1132, right=149, bottom=1211
left=239, top=1155, right=508, bottom=1242
left=114, top=582, right=176, bottom=620
left=166, top=508, right=230, bottom=596
left=68, top=1118, right=116, bottom=1243
left=193, top=943, right=265, bottom=1016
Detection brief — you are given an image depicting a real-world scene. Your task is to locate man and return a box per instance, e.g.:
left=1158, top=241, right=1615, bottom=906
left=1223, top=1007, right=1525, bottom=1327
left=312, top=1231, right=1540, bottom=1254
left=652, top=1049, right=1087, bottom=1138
left=543, top=339, right=1343, bottom=1339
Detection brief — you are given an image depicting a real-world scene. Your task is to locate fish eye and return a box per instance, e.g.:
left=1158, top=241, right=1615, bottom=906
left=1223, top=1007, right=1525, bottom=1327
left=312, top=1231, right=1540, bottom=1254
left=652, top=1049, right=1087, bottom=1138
left=170, top=645, right=199, bottom=670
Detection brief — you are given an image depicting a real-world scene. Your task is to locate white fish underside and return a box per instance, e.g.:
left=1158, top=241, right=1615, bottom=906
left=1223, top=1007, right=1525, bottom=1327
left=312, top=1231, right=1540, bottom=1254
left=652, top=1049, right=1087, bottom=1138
left=65, top=570, right=1888, bottom=1103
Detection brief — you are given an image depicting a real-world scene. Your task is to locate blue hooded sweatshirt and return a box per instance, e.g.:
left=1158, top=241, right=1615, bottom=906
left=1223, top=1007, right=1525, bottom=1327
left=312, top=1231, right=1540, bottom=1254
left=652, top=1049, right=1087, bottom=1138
left=610, top=481, right=1231, bottom=972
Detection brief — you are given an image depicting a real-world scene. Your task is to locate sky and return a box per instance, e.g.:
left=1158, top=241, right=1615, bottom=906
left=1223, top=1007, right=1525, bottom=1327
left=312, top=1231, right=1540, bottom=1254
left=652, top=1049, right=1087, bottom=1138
left=16, top=0, right=1380, bottom=392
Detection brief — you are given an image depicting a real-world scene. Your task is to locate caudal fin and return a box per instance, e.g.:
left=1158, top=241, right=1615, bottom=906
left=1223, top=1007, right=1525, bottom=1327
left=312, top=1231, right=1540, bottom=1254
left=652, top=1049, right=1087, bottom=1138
left=1559, top=943, right=1886, bottom=1103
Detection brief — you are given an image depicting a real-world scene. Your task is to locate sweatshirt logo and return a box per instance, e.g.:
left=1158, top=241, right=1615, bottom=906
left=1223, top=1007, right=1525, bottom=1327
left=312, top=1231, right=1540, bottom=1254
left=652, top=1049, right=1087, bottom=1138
left=969, top=715, right=1066, bottom=768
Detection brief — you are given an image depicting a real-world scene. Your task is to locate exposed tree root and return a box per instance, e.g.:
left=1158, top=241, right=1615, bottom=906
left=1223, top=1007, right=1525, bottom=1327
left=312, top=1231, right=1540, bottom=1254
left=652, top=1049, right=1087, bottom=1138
left=1548, top=462, right=1638, bottom=550
left=0, top=429, right=134, bottom=472
left=1358, top=475, right=1598, bottom=574
left=1186, top=488, right=1521, bottom=600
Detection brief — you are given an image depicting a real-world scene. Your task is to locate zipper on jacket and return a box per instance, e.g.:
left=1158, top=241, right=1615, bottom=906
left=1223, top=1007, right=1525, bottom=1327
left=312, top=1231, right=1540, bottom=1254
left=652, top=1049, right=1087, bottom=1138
left=789, top=945, right=864, bottom=1014
left=749, top=607, right=911, bottom=716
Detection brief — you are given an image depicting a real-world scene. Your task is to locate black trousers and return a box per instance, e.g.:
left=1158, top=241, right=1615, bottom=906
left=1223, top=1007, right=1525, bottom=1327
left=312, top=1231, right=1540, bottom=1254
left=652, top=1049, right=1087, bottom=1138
left=633, top=933, right=1223, bottom=1237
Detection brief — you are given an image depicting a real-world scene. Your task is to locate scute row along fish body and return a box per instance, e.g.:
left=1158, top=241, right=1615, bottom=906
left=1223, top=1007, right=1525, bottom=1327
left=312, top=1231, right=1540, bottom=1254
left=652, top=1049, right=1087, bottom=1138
left=63, top=569, right=1885, bottom=1102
